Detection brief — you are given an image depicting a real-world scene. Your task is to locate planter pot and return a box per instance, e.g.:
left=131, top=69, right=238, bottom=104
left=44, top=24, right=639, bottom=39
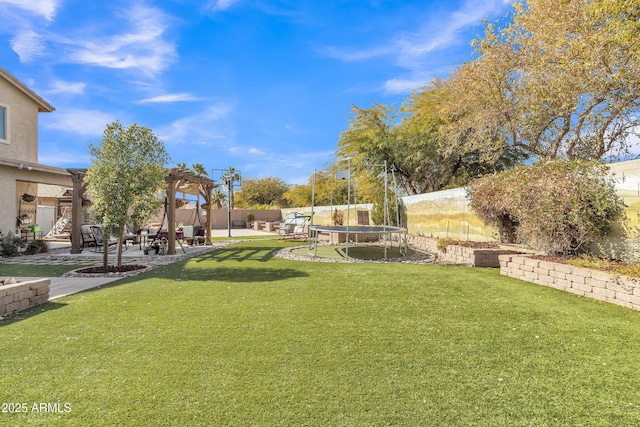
left=21, top=194, right=35, bottom=202
left=146, top=249, right=156, bottom=256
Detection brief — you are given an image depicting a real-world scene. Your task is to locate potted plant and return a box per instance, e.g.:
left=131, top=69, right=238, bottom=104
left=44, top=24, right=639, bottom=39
left=246, top=213, right=255, bottom=228
left=21, top=193, right=35, bottom=202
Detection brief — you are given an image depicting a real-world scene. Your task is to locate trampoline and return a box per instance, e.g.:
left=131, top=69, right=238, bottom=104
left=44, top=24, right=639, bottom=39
left=308, top=225, right=407, bottom=260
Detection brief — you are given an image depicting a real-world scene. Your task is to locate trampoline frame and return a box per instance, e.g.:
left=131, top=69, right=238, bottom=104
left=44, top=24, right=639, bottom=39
left=308, top=225, right=407, bottom=260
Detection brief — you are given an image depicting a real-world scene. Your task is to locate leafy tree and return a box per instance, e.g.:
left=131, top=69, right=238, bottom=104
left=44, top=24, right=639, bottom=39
left=468, top=160, right=626, bottom=255
left=283, top=168, right=350, bottom=208
left=444, top=0, right=640, bottom=162
left=86, top=121, right=169, bottom=268
left=337, top=93, right=522, bottom=197
left=235, top=176, right=290, bottom=208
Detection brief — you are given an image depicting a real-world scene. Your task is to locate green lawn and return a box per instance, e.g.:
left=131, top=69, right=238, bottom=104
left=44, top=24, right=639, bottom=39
left=0, top=263, right=92, bottom=277
left=2, top=240, right=640, bottom=426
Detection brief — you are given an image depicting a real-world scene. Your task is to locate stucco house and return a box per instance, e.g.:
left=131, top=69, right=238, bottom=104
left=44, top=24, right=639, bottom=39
left=0, top=67, right=71, bottom=237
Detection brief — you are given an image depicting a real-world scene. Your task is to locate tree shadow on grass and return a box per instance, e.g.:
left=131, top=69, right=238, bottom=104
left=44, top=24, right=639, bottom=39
left=0, top=301, right=66, bottom=327
left=178, top=266, right=308, bottom=283
left=192, top=246, right=275, bottom=263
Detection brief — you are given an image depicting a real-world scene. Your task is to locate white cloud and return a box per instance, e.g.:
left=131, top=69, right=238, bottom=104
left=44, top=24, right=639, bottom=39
left=138, top=93, right=199, bottom=104
left=0, top=0, right=59, bottom=21
left=324, top=0, right=512, bottom=94
left=43, top=108, right=117, bottom=136
left=46, top=80, right=86, bottom=95
left=65, top=4, right=176, bottom=75
left=207, top=0, right=241, bottom=12
left=10, top=30, right=45, bottom=62
left=159, top=103, right=235, bottom=144
left=38, top=147, right=91, bottom=165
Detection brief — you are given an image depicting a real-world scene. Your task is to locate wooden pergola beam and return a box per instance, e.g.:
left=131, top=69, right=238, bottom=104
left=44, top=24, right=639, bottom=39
left=164, top=168, right=217, bottom=255
left=66, top=168, right=88, bottom=254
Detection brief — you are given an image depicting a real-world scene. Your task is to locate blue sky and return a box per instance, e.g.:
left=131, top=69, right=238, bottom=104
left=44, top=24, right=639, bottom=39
left=0, top=0, right=512, bottom=185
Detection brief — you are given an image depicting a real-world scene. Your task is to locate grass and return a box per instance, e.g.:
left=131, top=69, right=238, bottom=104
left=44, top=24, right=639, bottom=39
left=0, top=263, right=90, bottom=277
left=2, top=240, right=640, bottom=425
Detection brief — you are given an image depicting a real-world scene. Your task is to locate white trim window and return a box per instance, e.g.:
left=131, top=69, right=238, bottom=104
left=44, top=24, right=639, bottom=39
left=0, top=104, right=7, bottom=142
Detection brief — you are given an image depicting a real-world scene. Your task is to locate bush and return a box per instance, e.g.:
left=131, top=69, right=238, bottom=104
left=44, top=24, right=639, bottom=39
left=436, top=237, right=460, bottom=252
left=24, top=239, right=49, bottom=255
left=468, top=160, right=625, bottom=255
left=0, top=232, right=27, bottom=257
left=245, top=213, right=255, bottom=223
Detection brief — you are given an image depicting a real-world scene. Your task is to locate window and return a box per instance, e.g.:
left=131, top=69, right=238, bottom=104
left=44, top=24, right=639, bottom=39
left=357, top=210, right=370, bottom=225
left=0, top=106, right=5, bottom=140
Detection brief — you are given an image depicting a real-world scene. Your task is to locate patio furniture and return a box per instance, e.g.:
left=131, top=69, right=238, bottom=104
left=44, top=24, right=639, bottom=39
left=90, top=225, right=120, bottom=253
left=80, top=224, right=97, bottom=247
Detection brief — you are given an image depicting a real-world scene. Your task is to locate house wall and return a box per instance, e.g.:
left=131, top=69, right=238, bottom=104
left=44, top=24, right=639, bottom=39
left=0, top=76, right=39, bottom=163
left=0, top=69, right=70, bottom=236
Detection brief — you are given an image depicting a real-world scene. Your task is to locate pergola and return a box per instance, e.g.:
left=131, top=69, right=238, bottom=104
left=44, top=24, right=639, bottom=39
left=67, top=168, right=218, bottom=255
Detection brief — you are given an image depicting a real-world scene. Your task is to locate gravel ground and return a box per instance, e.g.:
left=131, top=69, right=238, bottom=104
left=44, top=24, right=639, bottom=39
left=274, top=244, right=438, bottom=264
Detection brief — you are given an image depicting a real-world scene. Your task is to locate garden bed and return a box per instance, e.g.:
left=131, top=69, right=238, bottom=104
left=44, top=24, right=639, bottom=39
left=499, top=254, right=640, bottom=311
left=407, top=235, right=520, bottom=267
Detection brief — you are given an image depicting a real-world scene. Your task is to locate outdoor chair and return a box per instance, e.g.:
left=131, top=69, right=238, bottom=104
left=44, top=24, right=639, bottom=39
left=80, top=224, right=97, bottom=247
left=90, top=225, right=120, bottom=253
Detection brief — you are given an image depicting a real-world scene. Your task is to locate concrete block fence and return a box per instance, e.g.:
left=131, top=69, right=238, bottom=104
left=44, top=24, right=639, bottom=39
left=499, top=255, right=640, bottom=311
left=0, top=279, right=50, bottom=316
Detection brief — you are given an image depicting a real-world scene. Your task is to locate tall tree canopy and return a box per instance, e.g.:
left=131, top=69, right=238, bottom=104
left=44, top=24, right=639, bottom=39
left=336, top=89, right=522, bottom=196
left=86, top=121, right=169, bottom=267
left=235, top=176, right=290, bottom=208
left=443, top=0, right=640, bottom=162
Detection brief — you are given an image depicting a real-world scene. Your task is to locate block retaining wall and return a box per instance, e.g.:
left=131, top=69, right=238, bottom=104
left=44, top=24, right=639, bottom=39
left=499, top=255, right=640, bottom=311
left=0, top=279, right=50, bottom=316
left=408, top=236, right=519, bottom=267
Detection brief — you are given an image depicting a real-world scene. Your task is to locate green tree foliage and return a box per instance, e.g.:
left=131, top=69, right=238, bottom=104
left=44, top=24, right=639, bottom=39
left=235, top=176, right=290, bottom=209
left=86, top=121, right=169, bottom=267
left=444, top=0, right=640, bottom=162
left=468, top=160, right=626, bottom=255
left=283, top=168, right=350, bottom=208
left=336, top=91, right=522, bottom=197
left=211, top=188, right=226, bottom=209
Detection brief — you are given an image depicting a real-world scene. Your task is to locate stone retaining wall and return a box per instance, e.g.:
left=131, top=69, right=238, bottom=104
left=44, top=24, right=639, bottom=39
left=0, top=279, right=50, bottom=316
left=408, top=236, right=519, bottom=267
left=499, top=255, right=640, bottom=311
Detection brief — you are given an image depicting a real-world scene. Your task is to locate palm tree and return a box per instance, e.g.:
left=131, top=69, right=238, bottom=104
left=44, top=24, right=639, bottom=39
left=223, top=167, right=241, bottom=209
left=211, top=188, right=226, bottom=209
left=192, top=163, right=207, bottom=177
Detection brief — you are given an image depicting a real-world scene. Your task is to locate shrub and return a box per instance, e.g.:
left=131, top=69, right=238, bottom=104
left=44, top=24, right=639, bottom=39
left=24, top=239, right=49, bottom=255
left=437, top=237, right=460, bottom=252
left=468, top=160, right=626, bottom=255
left=0, top=232, right=27, bottom=257
left=245, top=213, right=255, bottom=223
